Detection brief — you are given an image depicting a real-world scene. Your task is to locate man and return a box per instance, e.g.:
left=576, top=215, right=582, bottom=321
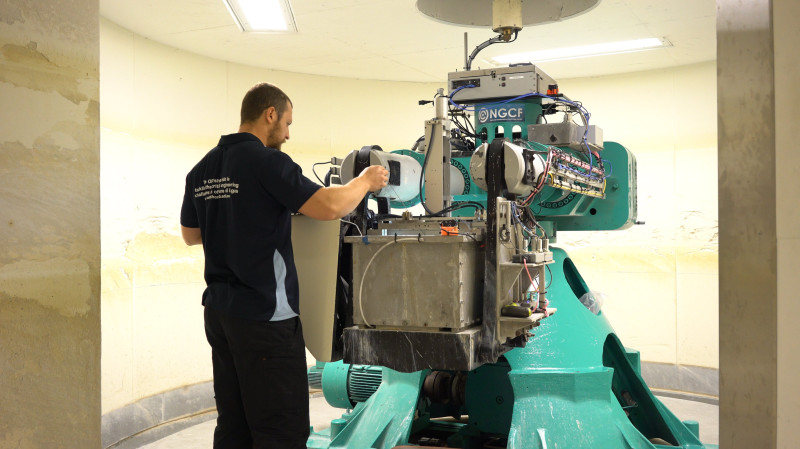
left=180, top=82, right=388, bottom=449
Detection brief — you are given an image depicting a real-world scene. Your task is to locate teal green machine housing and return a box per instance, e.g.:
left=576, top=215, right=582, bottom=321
left=308, top=65, right=714, bottom=449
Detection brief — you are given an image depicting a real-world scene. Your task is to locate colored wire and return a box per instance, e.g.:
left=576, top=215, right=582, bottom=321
left=520, top=147, right=553, bottom=206
left=510, top=202, right=536, bottom=237
left=523, top=259, right=535, bottom=286
left=602, top=158, right=613, bottom=179
left=448, top=87, right=598, bottom=176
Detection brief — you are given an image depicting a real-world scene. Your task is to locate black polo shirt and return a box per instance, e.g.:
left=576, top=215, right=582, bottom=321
left=181, top=133, right=322, bottom=321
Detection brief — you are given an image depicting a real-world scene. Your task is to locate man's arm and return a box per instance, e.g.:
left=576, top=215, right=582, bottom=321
left=181, top=226, right=202, bottom=246
left=298, top=165, right=388, bottom=221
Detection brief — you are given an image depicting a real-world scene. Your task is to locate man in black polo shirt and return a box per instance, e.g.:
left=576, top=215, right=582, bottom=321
left=180, top=82, right=388, bottom=449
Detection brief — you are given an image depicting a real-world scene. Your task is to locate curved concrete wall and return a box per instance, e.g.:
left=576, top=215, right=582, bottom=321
left=1, top=1, right=101, bottom=446
left=99, top=17, right=718, bottom=432
left=99, top=19, right=443, bottom=416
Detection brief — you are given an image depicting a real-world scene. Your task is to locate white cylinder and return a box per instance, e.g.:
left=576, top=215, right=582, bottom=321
left=340, top=150, right=422, bottom=203
left=469, top=141, right=546, bottom=196
left=492, top=0, right=523, bottom=34
left=449, top=164, right=466, bottom=196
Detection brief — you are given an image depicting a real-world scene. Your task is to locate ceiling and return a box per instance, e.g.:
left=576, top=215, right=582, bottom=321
left=100, top=0, right=716, bottom=83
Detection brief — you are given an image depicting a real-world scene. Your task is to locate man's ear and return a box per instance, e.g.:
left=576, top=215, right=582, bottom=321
left=262, top=106, right=276, bottom=124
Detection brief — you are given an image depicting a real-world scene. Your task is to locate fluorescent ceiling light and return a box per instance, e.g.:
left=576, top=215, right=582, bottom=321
left=492, top=37, right=669, bottom=64
left=223, top=0, right=297, bottom=32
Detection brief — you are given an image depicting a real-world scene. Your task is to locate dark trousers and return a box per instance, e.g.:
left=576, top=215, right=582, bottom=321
left=204, top=306, right=310, bottom=449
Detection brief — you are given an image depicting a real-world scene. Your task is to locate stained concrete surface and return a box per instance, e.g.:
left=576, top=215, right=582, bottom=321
left=137, top=395, right=343, bottom=449
left=135, top=395, right=719, bottom=448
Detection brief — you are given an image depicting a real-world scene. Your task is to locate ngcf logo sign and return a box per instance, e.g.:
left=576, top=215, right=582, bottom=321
left=477, top=105, right=525, bottom=124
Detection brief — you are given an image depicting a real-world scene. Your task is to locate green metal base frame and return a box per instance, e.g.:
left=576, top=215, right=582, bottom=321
left=308, top=369, right=426, bottom=449
left=309, top=248, right=718, bottom=449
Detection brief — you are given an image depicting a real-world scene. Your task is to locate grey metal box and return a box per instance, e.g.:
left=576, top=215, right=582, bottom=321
left=346, top=236, right=484, bottom=331
left=527, top=122, right=604, bottom=151
left=448, top=65, right=556, bottom=103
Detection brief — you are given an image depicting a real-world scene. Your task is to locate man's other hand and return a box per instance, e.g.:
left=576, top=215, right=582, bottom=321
left=359, top=165, right=389, bottom=192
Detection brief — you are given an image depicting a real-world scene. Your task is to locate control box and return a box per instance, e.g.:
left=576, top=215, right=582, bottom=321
left=448, top=65, right=557, bottom=103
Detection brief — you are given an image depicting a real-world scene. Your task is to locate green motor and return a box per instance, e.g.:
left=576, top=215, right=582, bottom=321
left=307, top=361, right=383, bottom=409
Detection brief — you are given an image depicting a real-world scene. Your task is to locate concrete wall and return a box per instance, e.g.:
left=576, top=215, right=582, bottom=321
left=774, top=0, right=800, bottom=445
left=718, top=0, right=800, bottom=447
left=0, top=1, right=101, bottom=447
left=99, top=18, right=719, bottom=422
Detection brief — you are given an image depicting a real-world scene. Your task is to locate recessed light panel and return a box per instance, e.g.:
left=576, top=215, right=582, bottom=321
left=223, top=0, right=297, bottom=32
left=493, top=38, right=670, bottom=64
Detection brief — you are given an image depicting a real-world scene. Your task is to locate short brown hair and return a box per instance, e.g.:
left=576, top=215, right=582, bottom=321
left=240, top=83, right=292, bottom=125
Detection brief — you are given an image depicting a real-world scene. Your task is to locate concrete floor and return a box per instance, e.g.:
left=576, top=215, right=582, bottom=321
left=135, top=394, right=718, bottom=448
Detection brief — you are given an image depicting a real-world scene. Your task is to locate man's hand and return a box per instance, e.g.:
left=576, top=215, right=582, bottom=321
left=298, top=164, right=390, bottom=220
left=359, top=165, right=389, bottom=192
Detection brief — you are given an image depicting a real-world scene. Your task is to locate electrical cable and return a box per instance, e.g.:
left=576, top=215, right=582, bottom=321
left=357, top=238, right=417, bottom=327
left=520, top=147, right=553, bottom=206
left=426, top=201, right=485, bottom=218
left=510, top=202, right=536, bottom=237
left=340, top=219, right=363, bottom=236
left=521, top=205, right=547, bottom=237
left=602, top=158, right=613, bottom=179
left=546, top=264, right=553, bottom=288
left=523, top=259, right=535, bottom=290
left=448, top=87, right=600, bottom=178
left=465, top=31, right=518, bottom=71
left=312, top=161, right=331, bottom=185
left=417, top=126, right=484, bottom=217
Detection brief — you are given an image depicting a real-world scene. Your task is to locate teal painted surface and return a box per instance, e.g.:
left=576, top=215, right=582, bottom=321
left=534, top=141, right=637, bottom=233
left=321, top=360, right=353, bottom=409
left=474, top=100, right=544, bottom=147
left=465, top=361, right=515, bottom=436
left=500, top=248, right=710, bottom=448
left=309, top=248, right=716, bottom=448
left=311, top=112, right=709, bottom=446
left=308, top=369, right=425, bottom=449
left=388, top=150, right=478, bottom=212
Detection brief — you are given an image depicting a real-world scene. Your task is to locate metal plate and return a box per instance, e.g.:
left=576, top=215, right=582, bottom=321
left=348, top=236, right=484, bottom=331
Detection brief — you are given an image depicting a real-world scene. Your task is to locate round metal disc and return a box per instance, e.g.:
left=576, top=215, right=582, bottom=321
left=416, top=0, right=601, bottom=27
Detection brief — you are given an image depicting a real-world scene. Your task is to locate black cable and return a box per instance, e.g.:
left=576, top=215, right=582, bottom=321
left=425, top=201, right=485, bottom=218
left=466, top=31, right=518, bottom=71
left=465, top=112, right=477, bottom=136
left=451, top=114, right=476, bottom=138
left=546, top=264, right=553, bottom=288
left=312, top=161, right=331, bottom=185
